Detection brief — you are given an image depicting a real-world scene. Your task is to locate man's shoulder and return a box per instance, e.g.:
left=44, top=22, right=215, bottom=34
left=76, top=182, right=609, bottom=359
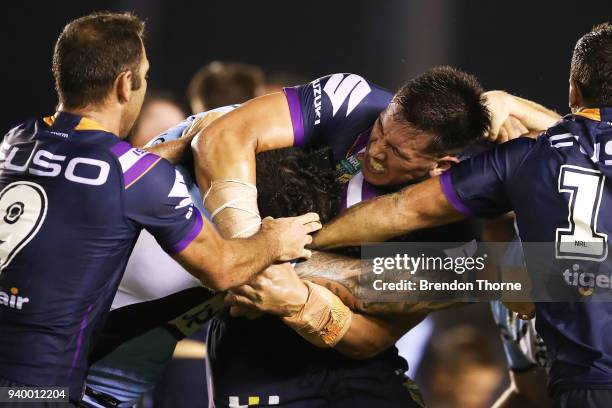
left=107, top=140, right=167, bottom=190
left=3, top=117, right=55, bottom=144
left=298, top=72, right=392, bottom=120
left=287, top=73, right=390, bottom=155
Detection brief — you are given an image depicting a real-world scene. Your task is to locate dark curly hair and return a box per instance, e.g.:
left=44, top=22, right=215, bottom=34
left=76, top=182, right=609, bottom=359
left=256, top=147, right=341, bottom=223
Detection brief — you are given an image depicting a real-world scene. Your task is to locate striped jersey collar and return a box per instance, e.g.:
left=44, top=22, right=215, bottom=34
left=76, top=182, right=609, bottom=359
left=42, top=111, right=112, bottom=137
left=574, top=108, right=612, bottom=123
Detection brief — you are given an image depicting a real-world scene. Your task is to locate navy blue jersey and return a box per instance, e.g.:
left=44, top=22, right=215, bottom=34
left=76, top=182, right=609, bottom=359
left=207, top=74, right=477, bottom=407
left=0, top=112, right=202, bottom=402
left=441, top=108, right=612, bottom=394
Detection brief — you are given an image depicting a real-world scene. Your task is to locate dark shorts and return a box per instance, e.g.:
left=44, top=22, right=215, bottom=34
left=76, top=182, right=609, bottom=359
left=0, top=377, right=75, bottom=407
left=211, top=363, right=424, bottom=408
left=208, top=313, right=425, bottom=408
left=553, top=389, right=612, bottom=408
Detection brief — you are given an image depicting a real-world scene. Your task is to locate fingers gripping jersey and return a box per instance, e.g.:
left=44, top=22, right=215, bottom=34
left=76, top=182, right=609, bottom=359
left=146, top=105, right=239, bottom=147
left=441, top=108, right=612, bottom=393
left=0, top=112, right=202, bottom=402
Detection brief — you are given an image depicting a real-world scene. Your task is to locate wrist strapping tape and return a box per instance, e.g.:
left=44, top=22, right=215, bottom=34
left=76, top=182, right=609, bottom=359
left=203, top=180, right=261, bottom=238
left=282, top=281, right=353, bottom=348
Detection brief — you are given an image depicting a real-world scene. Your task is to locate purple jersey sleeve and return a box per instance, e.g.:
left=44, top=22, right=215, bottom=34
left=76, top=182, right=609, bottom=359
left=440, top=137, right=536, bottom=218
left=124, top=156, right=203, bottom=253
left=283, top=73, right=392, bottom=153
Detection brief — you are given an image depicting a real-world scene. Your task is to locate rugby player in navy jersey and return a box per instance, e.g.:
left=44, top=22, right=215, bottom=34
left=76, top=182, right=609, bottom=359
left=190, top=67, right=560, bottom=407
left=0, top=13, right=319, bottom=406
left=310, top=22, right=612, bottom=408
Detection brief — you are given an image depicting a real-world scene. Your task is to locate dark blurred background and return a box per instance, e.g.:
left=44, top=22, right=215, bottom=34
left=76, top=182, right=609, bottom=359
left=2, top=2, right=609, bottom=407
left=2, top=0, right=609, bottom=131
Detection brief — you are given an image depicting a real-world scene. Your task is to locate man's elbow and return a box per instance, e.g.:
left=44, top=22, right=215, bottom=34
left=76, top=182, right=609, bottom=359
left=197, top=269, right=231, bottom=292
left=202, top=274, right=233, bottom=292
left=194, top=126, right=254, bottom=163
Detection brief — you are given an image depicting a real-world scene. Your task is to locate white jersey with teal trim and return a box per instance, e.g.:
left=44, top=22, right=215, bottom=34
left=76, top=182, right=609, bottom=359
left=83, top=105, right=237, bottom=408
left=491, top=236, right=549, bottom=372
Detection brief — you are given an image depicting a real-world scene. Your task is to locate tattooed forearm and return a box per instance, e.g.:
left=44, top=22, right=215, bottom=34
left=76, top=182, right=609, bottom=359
left=295, top=251, right=361, bottom=290
left=295, top=251, right=461, bottom=316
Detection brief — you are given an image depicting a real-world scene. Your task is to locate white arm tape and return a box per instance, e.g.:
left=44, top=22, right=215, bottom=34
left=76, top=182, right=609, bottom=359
left=203, top=180, right=262, bottom=238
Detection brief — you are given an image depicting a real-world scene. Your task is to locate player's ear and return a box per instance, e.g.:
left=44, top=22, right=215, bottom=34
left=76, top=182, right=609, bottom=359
left=115, top=70, right=133, bottom=105
left=429, top=155, right=460, bottom=177
left=569, top=78, right=582, bottom=113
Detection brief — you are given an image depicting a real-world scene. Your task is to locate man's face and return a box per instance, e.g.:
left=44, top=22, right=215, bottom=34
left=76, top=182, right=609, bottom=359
left=361, top=102, right=443, bottom=186
left=119, top=46, right=149, bottom=138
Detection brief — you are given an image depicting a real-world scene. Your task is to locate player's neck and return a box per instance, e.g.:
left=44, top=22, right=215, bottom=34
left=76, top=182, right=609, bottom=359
left=58, top=103, right=122, bottom=136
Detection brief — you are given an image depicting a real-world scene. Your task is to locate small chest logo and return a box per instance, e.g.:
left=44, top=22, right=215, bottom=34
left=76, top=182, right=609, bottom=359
left=0, top=286, right=29, bottom=310
left=335, top=153, right=363, bottom=184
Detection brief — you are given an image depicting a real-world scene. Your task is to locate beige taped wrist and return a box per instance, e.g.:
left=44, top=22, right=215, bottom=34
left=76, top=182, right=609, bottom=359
left=282, top=281, right=353, bottom=348
left=203, top=180, right=261, bottom=238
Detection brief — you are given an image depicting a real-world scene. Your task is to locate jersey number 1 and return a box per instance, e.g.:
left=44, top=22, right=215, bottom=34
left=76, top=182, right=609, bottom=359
left=556, top=165, right=608, bottom=260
